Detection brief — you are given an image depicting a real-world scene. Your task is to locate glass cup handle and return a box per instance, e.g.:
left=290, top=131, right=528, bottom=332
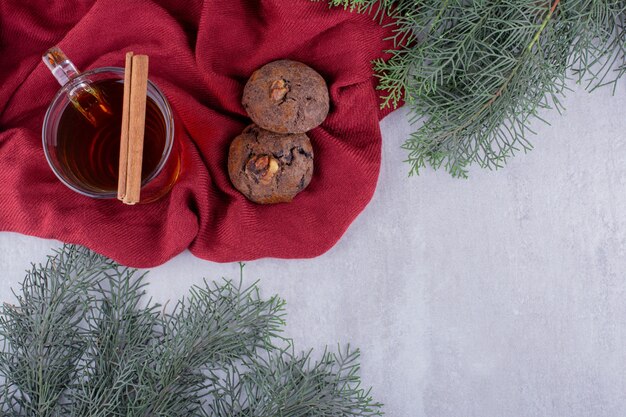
left=42, top=47, right=80, bottom=86
left=42, top=47, right=113, bottom=126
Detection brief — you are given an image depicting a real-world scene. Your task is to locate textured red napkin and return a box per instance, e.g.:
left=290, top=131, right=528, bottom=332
left=0, top=0, right=397, bottom=267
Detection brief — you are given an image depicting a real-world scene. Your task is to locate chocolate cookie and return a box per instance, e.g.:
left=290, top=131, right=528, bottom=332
left=242, top=60, right=329, bottom=134
left=228, top=124, right=314, bottom=204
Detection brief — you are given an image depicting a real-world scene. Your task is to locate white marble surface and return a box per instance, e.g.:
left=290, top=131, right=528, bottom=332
left=2, top=80, right=626, bottom=416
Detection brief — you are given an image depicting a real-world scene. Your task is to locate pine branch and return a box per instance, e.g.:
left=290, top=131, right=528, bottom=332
left=133, top=279, right=286, bottom=417
left=0, top=245, right=383, bottom=416
left=208, top=345, right=382, bottom=416
left=324, top=0, right=626, bottom=177
left=66, top=268, right=160, bottom=417
left=0, top=246, right=108, bottom=417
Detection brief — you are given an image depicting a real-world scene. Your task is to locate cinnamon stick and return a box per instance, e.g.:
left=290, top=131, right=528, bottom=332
left=117, top=51, right=134, bottom=201
left=119, top=54, right=149, bottom=205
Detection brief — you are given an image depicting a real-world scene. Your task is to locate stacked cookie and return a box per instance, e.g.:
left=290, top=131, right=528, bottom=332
left=228, top=60, right=329, bottom=204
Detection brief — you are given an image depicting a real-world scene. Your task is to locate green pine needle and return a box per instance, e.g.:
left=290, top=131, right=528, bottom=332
left=0, top=245, right=382, bottom=416
left=323, top=0, right=626, bottom=177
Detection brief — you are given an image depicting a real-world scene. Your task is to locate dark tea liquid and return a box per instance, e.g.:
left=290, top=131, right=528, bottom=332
left=56, top=78, right=167, bottom=193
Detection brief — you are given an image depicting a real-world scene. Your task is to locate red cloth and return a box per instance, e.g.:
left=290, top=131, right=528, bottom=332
left=0, top=0, right=397, bottom=267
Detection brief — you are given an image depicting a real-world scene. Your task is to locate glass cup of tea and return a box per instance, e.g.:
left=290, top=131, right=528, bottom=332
left=41, top=47, right=180, bottom=203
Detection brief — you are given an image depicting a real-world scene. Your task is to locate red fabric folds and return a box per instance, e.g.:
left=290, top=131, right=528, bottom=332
left=0, top=0, right=397, bottom=267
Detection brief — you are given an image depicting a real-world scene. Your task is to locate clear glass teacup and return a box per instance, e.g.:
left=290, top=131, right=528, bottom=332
left=41, top=48, right=180, bottom=203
